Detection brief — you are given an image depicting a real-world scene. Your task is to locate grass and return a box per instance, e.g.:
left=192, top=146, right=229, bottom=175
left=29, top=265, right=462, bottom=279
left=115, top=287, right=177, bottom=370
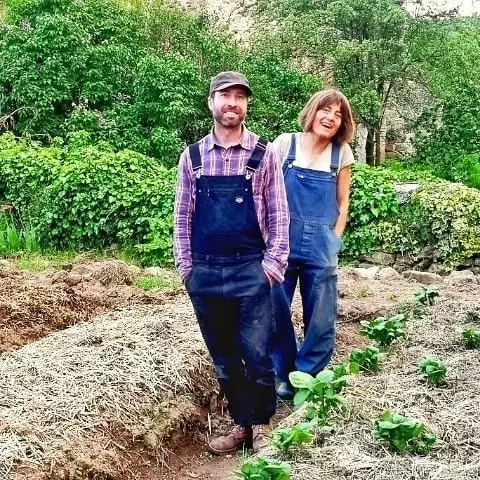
left=134, top=275, right=180, bottom=291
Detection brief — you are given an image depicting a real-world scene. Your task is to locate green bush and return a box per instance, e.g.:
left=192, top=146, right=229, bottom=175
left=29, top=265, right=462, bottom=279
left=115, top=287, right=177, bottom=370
left=343, top=164, right=399, bottom=256
left=380, top=183, right=480, bottom=263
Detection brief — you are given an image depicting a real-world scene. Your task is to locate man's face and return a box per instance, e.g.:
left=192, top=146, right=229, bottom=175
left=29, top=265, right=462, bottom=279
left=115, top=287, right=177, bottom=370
left=208, top=86, right=249, bottom=128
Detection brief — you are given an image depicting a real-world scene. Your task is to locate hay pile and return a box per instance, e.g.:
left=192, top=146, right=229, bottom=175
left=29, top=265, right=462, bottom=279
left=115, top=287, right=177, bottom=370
left=0, top=260, right=168, bottom=353
left=0, top=297, right=216, bottom=479
left=0, top=267, right=96, bottom=352
left=270, top=283, right=480, bottom=480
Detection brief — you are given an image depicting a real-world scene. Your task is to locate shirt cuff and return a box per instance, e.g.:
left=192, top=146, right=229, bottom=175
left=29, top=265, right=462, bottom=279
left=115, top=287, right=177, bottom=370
left=262, top=258, right=284, bottom=284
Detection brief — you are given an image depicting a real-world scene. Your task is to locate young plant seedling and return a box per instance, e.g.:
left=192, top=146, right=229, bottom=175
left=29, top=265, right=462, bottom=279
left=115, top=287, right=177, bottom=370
left=235, top=458, right=291, bottom=480
left=360, top=314, right=406, bottom=347
left=373, top=411, right=437, bottom=455
left=272, top=422, right=314, bottom=452
left=414, top=285, right=439, bottom=306
left=418, top=357, right=447, bottom=386
left=289, top=369, right=350, bottom=426
left=462, top=327, right=480, bottom=349
left=348, top=346, right=385, bottom=374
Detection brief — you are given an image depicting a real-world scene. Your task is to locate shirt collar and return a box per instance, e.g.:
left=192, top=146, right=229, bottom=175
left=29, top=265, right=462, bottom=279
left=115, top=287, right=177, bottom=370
left=205, top=125, right=255, bottom=152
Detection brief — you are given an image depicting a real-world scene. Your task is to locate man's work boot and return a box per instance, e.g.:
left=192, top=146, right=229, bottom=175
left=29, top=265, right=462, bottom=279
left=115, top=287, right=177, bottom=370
left=276, top=381, right=295, bottom=401
left=207, top=425, right=249, bottom=455
left=252, top=424, right=271, bottom=452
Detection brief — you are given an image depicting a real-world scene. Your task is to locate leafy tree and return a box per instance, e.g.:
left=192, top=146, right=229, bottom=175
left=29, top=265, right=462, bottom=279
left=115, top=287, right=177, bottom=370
left=412, top=20, right=480, bottom=188
left=252, top=0, right=422, bottom=165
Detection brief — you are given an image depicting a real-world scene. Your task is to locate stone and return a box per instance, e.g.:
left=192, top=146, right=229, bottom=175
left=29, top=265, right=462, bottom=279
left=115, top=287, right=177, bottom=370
left=352, top=266, right=379, bottom=279
left=144, top=266, right=166, bottom=277
left=128, top=265, right=142, bottom=276
left=445, top=270, right=477, bottom=284
left=402, top=270, right=442, bottom=284
left=0, top=259, right=11, bottom=267
left=377, top=267, right=401, bottom=279
left=362, top=251, right=396, bottom=266
left=427, top=263, right=450, bottom=275
left=395, top=183, right=421, bottom=204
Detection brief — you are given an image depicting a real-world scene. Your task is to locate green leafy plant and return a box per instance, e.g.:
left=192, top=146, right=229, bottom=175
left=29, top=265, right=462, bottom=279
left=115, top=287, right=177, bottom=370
left=360, top=314, right=406, bottom=347
left=462, top=328, right=480, bottom=349
left=272, top=422, right=313, bottom=452
left=373, top=411, right=437, bottom=455
left=418, top=358, right=447, bottom=386
left=348, top=346, right=385, bottom=374
left=289, top=370, right=350, bottom=425
left=414, top=285, right=439, bottom=306
left=235, top=458, right=291, bottom=479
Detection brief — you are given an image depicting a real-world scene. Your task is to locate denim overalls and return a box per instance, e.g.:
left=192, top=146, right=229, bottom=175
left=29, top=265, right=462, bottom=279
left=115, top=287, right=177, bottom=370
left=186, top=139, right=276, bottom=426
left=272, top=134, right=342, bottom=380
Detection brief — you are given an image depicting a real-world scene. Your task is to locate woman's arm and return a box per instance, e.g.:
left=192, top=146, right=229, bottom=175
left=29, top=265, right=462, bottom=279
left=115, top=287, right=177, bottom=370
left=334, top=165, right=351, bottom=237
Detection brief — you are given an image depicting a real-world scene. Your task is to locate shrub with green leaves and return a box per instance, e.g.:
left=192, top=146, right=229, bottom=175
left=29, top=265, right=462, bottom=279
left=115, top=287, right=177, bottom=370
left=373, top=411, right=437, bottom=455
left=348, top=346, right=385, bottom=374
left=272, top=422, right=313, bottom=452
left=343, top=164, right=399, bottom=256
left=418, top=358, right=447, bottom=386
left=462, top=328, right=480, bottom=349
left=414, top=285, right=439, bottom=307
left=235, top=458, right=291, bottom=480
left=360, top=314, right=406, bottom=347
left=288, top=370, right=350, bottom=425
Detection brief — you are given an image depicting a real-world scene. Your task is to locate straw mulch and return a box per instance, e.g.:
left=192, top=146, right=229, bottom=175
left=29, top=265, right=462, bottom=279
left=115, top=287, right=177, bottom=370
left=0, top=260, right=168, bottom=353
left=268, top=282, right=480, bottom=480
left=0, top=298, right=216, bottom=480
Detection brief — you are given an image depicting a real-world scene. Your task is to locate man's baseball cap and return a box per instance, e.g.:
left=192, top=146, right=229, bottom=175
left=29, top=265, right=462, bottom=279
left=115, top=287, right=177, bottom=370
left=209, top=71, right=253, bottom=96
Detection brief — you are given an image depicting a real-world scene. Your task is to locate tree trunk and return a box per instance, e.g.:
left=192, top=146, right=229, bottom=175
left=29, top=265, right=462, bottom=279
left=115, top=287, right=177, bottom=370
left=375, top=126, right=382, bottom=165
left=366, top=125, right=375, bottom=165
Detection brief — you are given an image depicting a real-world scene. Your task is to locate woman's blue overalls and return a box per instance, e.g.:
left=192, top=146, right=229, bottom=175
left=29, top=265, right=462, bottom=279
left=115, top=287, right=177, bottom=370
left=272, top=134, right=342, bottom=380
left=186, top=139, right=276, bottom=427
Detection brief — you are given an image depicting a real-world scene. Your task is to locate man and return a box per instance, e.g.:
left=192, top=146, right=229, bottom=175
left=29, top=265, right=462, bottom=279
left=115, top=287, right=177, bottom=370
left=173, top=71, right=289, bottom=454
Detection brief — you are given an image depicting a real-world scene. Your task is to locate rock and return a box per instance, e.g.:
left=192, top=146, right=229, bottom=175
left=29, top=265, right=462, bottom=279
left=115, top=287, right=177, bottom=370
left=377, top=267, right=400, bottom=279
left=362, top=251, right=396, bottom=266
left=358, top=262, right=375, bottom=269
left=402, top=270, right=443, bottom=284
left=457, top=257, right=474, bottom=268
left=128, top=265, right=142, bottom=276
left=395, top=253, right=416, bottom=271
left=352, top=267, right=379, bottom=279
left=474, top=257, right=480, bottom=267
left=445, top=270, right=477, bottom=284
left=395, top=183, right=420, bottom=204
left=0, top=259, right=11, bottom=267
left=427, top=263, right=450, bottom=275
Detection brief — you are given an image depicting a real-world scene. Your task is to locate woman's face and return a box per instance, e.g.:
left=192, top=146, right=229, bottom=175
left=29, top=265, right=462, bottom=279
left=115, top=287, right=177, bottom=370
left=311, top=102, right=343, bottom=140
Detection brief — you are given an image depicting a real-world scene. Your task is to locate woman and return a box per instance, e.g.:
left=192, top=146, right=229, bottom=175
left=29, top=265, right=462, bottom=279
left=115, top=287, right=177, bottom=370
left=271, top=89, right=355, bottom=399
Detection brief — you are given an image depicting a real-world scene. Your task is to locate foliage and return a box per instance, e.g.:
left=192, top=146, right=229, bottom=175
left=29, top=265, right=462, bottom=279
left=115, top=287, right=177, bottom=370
left=387, top=184, right=480, bottom=263
left=0, top=0, right=321, bottom=166
left=288, top=370, right=349, bottom=425
left=252, top=0, right=419, bottom=165
left=360, top=314, right=406, bottom=347
left=414, top=285, right=439, bottom=306
left=348, top=346, right=385, bottom=374
left=272, top=423, right=314, bottom=452
left=0, top=133, right=176, bottom=264
left=235, top=458, right=291, bottom=480
left=418, top=358, right=447, bottom=386
left=343, top=164, right=399, bottom=257
left=462, top=328, right=480, bottom=349
left=373, top=411, right=437, bottom=455
left=0, top=208, right=40, bottom=254
left=412, top=23, right=480, bottom=189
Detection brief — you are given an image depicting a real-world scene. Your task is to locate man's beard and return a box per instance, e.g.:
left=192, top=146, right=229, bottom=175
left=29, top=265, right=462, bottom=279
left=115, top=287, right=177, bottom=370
left=213, top=110, right=245, bottom=128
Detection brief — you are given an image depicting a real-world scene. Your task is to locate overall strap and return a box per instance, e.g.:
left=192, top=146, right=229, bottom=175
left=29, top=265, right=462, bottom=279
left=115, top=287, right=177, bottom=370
left=246, top=137, right=268, bottom=173
left=286, top=133, right=297, bottom=165
left=330, top=143, right=341, bottom=176
left=188, top=143, right=202, bottom=172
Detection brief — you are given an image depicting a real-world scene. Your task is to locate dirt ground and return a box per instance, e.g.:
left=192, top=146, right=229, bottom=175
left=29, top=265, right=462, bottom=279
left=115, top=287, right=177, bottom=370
left=1, top=260, right=476, bottom=480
